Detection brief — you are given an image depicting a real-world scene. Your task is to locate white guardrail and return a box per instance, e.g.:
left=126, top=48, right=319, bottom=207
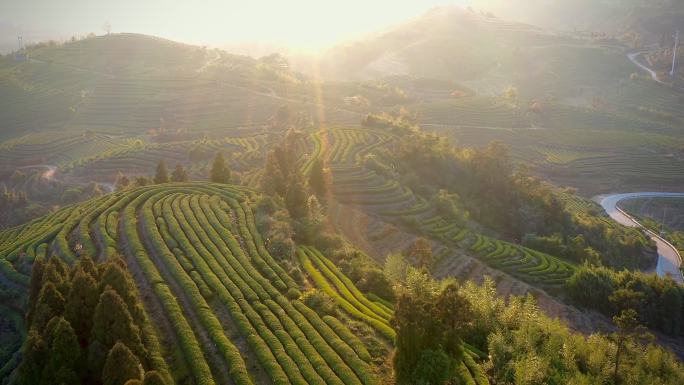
left=614, top=201, right=683, bottom=281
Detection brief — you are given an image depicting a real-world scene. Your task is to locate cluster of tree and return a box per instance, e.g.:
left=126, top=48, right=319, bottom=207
left=17, top=255, right=169, bottom=385
left=0, top=176, right=103, bottom=229
left=392, top=270, right=472, bottom=385
left=60, top=182, right=105, bottom=204
left=0, top=184, right=34, bottom=228
left=359, top=81, right=409, bottom=105
left=384, top=238, right=435, bottom=275
left=261, top=129, right=329, bottom=231
left=269, top=105, right=313, bottom=131
left=255, top=131, right=332, bottom=286
left=117, top=153, right=234, bottom=190
left=257, top=132, right=391, bottom=302
left=389, top=268, right=684, bottom=385
left=361, top=111, right=416, bottom=134
left=381, top=129, right=651, bottom=269
left=209, top=153, right=231, bottom=184
left=567, top=264, right=684, bottom=337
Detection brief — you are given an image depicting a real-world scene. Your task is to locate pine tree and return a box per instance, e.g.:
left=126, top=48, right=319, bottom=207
left=27, top=258, right=46, bottom=325
left=116, top=172, right=131, bottom=190
left=285, top=178, right=309, bottom=219
left=134, top=176, right=149, bottom=187
left=41, top=257, right=69, bottom=296
left=143, top=371, right=168, bottom=385
left=263, top=150, right=286, bottom=196
left=78, top=255, right=100, bottom=281
left=308, top=157, right=329, bottom=198
left=99, top=262, right=144, bottom=325
left=171, top=163, right=188, bottom=182
left=408, top=237, right=433, bottom=269
left=102, top=342, right=143, bottom=385
left=44, top=317, right=81, bottom=385
left=153, top=160, right=169, bottom=184
left=90, top=288, right=145, bottom=374
left=18, top=329, right=47, bottom=385
left=32, top=282, right=65, bottom=331
left=210, top=153, right=231, bottom=183
left=65, top=269, right=100, bottom=346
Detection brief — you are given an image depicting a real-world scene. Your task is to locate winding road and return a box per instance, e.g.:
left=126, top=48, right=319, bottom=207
left=627, top=51, right=665, bottom=83
left=596, top=193, right=684, bottom=284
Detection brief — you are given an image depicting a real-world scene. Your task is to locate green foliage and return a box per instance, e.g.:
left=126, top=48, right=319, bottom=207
left=567, top=264, right=684, bottom=336
left=90, top=288, right=146, bottom=363
left=407, top=237, right=433, bottom=269
left=302, top=289, right=338, bottom=317
left=309, top=157, right=330, bottom=198
left=44, top=317, right=81, bottom=384
left=458, top=276, right=684, bottom=385
left=154, top=160, right=169, bottom=184
left=411, top=349, right=458, bottom=385
left=143, top=371, right=168, bottom=385
left=384, top=253, right=408, bottom=283
left=64, top=268, right=99, bottom=344
left=392, top=271, right=471, bottom=385
left=171, top=163, right=188, bottom=182
left=102, top=342, right=143, bottom=385
left=210, top=153, right=231, bottom=183
left=383, top=129, right=651, bottom=270
left=17, top=255, right=169, bottom=385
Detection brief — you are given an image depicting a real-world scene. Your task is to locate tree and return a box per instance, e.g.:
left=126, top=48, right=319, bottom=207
left=285, top=178, right=309, bottom=219
left=116, top=172, right=131, bottom=190
left=392, top=274, right=472, bottom=385
left=142, top=371, right=168, bottom=385
left=384, top=253, right=408, bottom=283
left=99, top=261, right=144, bottom=325
left=90, top=288, right=145, bottom=374
left=503, top=85, right=518, bottom=100
left=171, top=163, right=188, bottom=182
left=32, top=282, right=65, bottom=331
left=263, top=150, right=286, bottom=195
left=611, top=309, right=650, bottom=385
left=102, top=342, right=143, bottom=385
left=153, top=160, right=168, bottom=184
left=210, top=153, right=231, bottom=183
left=19, top=330, right=47, bottom=385
left=65, top=269, right=100, bottom=345
left=408, top=237, right=433, bottom=269
left=27, top=258, right=46, bottom=325
left=308, top=157, right=329, bottom=198
left=44, top=317, right=81, bottom=385
left=134, top=176, right=149, bottom=187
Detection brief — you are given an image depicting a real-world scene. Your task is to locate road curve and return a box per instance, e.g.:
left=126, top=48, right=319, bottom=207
left=595, top=192, right=684, bottom=284
left=627, top=51, right=661, bottom=82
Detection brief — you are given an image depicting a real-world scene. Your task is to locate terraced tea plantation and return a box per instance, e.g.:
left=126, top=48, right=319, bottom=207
left=0, top=183, right=403, bottom=385
left=318, top=127, right=577, bottom=289
left=297, top=246, right=489, bottom=385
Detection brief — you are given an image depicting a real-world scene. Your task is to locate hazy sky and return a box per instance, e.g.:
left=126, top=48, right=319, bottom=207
left=1, top=0, right=470, bottom=50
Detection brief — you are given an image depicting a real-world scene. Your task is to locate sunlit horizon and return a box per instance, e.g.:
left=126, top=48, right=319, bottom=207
left=1, top=0, right=475, bottom=53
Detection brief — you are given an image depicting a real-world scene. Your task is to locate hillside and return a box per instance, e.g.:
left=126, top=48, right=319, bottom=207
left=2, top=24, right=684, bottom=384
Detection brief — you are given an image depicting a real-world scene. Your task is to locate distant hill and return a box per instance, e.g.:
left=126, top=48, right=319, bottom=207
left=316, top=6, right=546, bottom=81
left=314, top=6, right=636, bottom=101
left=471, top=0, right=684, bottom=42
left=0, top=33, right=364, bottom=142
